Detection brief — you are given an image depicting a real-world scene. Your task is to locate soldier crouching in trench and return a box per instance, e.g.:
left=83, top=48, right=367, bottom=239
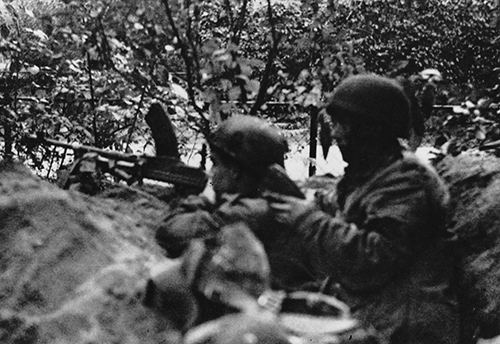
left=146, top=74, right=459, bottom=343
left=145, top=115, right=377, bottom=343
left=154, top=115, right=316, bottom=291
left=267, top=74, right=460, bottom=344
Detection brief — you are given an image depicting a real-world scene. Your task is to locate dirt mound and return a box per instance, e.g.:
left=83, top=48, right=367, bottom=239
left=437, top=152, right=500, bottom=339
left=0, top=162, right=179, bottom=344
left=2, top=151, right=500, bottom=342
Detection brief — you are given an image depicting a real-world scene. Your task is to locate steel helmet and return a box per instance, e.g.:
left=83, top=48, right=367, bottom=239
left=208, top=115, right=288, bottom=175
left=327, top=74, right=411, bottom=138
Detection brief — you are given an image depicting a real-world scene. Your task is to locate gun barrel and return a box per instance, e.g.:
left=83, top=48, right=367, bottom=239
left=25, top=134, right=208, bottom=191
left=39, top=137, right=145, bottom=162
left=479, top=139, right=500, bottom=151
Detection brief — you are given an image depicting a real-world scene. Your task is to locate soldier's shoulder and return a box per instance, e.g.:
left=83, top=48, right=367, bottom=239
left=220, top=193, right=269, bottom=207
left=372, top=152, right=446, bottom=192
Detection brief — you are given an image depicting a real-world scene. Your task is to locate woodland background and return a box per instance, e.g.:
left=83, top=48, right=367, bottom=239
left=0, top=0, right=500, bottom=175
left=2, top=2, right=500, bottom=343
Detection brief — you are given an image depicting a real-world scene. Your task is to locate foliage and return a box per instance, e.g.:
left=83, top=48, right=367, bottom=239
left=0, top=0, right=190, bottom=176
left=0, top=0, right=499, bottom=178
left=427, top=70, right=500, bottom=155
left=339, top=0, right=499, bottom=85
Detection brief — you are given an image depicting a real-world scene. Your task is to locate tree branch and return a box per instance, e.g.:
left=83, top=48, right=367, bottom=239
left=125, top=86, right=147, bottom=153
left=86, top=51, right=98, bottom=146
left=161, top=0, right=209, bottom=135
left=224, top=0, right=235, bottom=32
left=232, top=0, right=249, bottom=45
left=185, top=0, right=202, bottom=87
left=250, top=0, right=281, bottom=116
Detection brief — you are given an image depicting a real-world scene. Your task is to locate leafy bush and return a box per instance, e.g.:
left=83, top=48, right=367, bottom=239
left=0, top=0, right=499, bottom=177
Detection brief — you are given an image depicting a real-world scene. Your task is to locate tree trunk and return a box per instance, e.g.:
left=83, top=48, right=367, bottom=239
left=496, top=0, right=500, bottom=32
left=2, top=120, right=13, bottom=161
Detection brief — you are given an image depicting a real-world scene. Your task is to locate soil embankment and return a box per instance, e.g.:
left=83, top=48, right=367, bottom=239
left=1, top=150, right=500, bottom=342
left=437, top=152, right=500, bottom=339
left=0, top=162, right=178, bottom=344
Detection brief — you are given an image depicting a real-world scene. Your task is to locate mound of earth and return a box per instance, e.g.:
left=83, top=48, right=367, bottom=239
left=2, top=149, right=500, bottom=343
left=0, top=162, right=179, bottom=344
left=437, top=151, right=500, bottom=339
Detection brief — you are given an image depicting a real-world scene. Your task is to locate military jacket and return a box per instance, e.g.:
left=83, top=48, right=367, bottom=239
left=293, top=152, right=459, bottom=344
left=155, top=193, right=315, bottom=290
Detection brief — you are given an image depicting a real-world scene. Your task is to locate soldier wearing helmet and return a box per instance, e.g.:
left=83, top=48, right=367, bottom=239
left=155, top=115, right=315, bottom=291
left=207, top=115, right=288, bottom=198
left=267, top=74, right=459, bottom=344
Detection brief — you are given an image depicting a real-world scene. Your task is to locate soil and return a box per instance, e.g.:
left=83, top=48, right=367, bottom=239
left=1, top=149, right=500, bottom=343
left=437, top=152, right=500, bottom=340
left=0, top=162, right=179, bottom=344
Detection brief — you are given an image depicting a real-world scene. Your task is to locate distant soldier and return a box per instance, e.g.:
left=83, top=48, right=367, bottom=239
left=267, top=75, right=459, bottom=344
left=155, top=115, right=314, bottom=290
left=396, top=76, right=425, bottom=151
left=395, top=68, right=441, bottom=151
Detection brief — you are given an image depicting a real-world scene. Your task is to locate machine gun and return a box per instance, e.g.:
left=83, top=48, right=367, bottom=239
left=479, top=139, right=500, bottom=152
left=23, top=133, right=208, bottom=194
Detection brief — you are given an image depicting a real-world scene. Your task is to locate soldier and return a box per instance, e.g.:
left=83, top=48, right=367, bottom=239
left=145, top=222, right=276, bottom=333
left=155, top=115, right=315, bottom=290
left=267, top=75, right=459, bottom=344
left=147, top=223, right=375, bottom=344
left=149, top=116, right=379, bottom=344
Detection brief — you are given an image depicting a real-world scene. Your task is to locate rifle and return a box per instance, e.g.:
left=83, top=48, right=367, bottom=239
left=23, top=133, right=208, bottom=193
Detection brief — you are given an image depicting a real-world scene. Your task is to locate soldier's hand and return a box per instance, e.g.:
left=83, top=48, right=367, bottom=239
left=314, top=189, right=339, bottom=214
left=265, top=192, right=316, bottom=227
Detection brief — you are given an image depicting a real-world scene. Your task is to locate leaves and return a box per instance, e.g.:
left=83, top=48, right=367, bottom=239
left=171, top=82, right=189, bottom=100
left=2, top=0, right=500, bottom=176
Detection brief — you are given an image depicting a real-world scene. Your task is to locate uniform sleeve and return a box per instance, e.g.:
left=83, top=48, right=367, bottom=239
left=214, top=197, right=272, bottom=236
left=155, top=195, right=219, bottom=257
left=295, top=168, right=442, bottom=292
left=314, top=188, right=339, bottom=214
left=155, top=195, right=272, bottom=258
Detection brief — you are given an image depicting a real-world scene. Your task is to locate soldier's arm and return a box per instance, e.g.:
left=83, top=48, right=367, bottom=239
left=155, top=194, right=271, bottom=257
left=294, top=169, right=441, bottom=292
left=155, top=195, right=219, bottom=257
left=213, top=196, right=271, bottom=234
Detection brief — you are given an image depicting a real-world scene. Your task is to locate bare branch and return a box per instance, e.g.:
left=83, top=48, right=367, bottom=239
left=232, top=0, right=249, bottom=45
left=86, top=52, right=98, bottom=146
left=125, top=86, right=147, bottom=153
left=161, top=0, right=209, bottom=134
left=185, top=0, right=202, bottom=87
left=224, top=0, right=235, bottom=31
left=249, top=0, right=281, bottom=116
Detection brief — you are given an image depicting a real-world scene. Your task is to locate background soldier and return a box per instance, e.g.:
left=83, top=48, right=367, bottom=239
left=267, top=75, right=459, bottom=344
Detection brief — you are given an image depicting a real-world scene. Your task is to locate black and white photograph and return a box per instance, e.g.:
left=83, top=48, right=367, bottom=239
left=1, top=0, right=500, bottom=343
